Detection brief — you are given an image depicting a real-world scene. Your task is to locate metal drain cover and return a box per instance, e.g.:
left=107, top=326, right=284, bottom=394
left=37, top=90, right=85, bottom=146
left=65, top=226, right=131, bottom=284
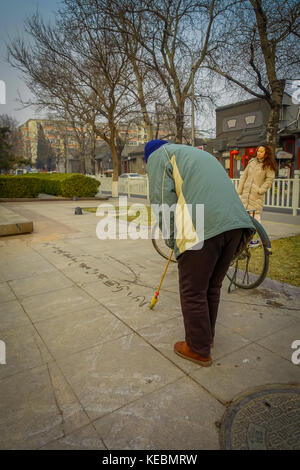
left=219, top=384, right=300, bottom=450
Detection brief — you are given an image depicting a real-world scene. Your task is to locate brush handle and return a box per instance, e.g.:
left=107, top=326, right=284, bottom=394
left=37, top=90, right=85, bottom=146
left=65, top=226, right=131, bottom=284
left=157, top=250, right=174, bottom=293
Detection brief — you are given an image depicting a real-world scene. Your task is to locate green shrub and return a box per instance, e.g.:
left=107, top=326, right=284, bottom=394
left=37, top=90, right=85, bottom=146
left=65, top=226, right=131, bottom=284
left=0, top=176, right=41, bottom=197
left=60, top=174, right=100, bottom=197
left=0, top=173, right=100, bottom=198
left=23, top=174, right=60, bottom=195
left=39, top=177, right=61, bottom=195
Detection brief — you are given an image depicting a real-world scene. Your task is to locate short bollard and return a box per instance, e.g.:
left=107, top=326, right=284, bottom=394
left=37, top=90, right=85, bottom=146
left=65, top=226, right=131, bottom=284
left=74, top=207, right=82, bottom=215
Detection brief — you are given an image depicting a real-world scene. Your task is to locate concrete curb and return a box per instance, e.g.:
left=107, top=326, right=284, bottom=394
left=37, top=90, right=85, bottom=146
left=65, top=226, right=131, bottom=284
left=0, top=206, right=33, bottom=236
left=259, top=275, right=300, bottom=298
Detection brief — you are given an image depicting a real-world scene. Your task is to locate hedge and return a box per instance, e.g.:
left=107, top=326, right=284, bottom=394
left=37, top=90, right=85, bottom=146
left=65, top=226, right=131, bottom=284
left=22, top=174, right=61, bottom=195
left=60, top=174, right=100, bottom=197
left=0, top=173, right=100, bottom=198
left=0, top=176, right=41, bottom=198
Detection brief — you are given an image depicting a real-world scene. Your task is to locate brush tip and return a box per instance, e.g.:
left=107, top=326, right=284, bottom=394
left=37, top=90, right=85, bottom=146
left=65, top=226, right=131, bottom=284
left=149, top=297, right=158, bottom=309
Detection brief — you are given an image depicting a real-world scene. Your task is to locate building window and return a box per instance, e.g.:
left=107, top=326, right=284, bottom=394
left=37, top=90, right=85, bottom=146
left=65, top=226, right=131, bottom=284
left=227, top=119, right=237, bottom=128
left=245, top=115, right=256, bottom=125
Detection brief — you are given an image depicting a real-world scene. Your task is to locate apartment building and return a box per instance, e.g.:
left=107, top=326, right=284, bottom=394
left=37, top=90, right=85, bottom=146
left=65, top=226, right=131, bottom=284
left=18, top=117, right=202, bottom=174
left=18, top=119, right=80, bottom=169
left=18, top=119, right=100, bottom=172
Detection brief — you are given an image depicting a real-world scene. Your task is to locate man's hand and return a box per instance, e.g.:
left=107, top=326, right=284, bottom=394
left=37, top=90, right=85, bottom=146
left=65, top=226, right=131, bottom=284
left=165, top=238, right=175, bottom=249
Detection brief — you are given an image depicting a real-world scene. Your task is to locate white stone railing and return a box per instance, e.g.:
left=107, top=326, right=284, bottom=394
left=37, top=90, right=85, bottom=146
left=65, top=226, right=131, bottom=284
left=93, top=175, right=149, bottom=199
left=232, top=177, right=300, bottom=216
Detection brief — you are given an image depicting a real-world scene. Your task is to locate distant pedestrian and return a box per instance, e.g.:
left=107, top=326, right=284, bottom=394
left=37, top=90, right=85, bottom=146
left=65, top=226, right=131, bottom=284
left=238, top=144, right=277, bottom=225
left=145, top=140, right=254, bottom=367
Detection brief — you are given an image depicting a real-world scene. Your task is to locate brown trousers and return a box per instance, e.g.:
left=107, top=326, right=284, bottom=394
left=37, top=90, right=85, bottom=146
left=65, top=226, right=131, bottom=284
left=178, top=229, right=243, bottom=357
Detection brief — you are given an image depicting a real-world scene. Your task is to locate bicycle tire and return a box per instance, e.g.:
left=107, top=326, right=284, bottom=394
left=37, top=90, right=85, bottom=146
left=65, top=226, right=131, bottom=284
left=151, top=223, right=177, bottom=263
left=226, top=218, right=271, bottom=289
left=152, top=218, right=271, bottom=290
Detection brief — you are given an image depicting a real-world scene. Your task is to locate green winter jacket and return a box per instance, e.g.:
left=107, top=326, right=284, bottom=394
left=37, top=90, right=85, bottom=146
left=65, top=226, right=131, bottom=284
left=147, top=143, right=255, bottom=259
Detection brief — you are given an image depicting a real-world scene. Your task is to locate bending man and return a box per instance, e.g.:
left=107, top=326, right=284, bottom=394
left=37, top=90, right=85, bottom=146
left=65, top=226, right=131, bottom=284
left=145, top=140, right=255, bottom=367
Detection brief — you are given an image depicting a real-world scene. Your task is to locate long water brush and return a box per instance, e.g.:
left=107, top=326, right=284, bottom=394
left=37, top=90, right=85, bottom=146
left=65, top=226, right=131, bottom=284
left=149, top=249, right=174, bottom=309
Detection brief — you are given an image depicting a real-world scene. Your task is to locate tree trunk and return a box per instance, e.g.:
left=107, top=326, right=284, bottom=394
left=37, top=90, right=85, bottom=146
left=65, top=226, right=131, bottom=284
left=79, top=151, right=86, bottom=174
left=111, top=145, right=119, bottom=197
left=89, top=128, right=96, bottom=175
left=175, top=107, right=184, bottom=143
left=134, top=67, right=153, bottom=141
left=266, top=79, right=285, bottom=155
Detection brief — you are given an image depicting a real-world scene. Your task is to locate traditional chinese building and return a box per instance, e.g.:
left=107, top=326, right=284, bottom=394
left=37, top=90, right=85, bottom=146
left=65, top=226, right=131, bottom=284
left=211, top=93, right=300, bottom=178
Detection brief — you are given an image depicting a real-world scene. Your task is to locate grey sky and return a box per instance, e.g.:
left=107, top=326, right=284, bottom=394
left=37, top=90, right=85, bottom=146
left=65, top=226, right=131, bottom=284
left=0, top=0, right=227, bottom=135
left=0, top=0, right=61, bottom=125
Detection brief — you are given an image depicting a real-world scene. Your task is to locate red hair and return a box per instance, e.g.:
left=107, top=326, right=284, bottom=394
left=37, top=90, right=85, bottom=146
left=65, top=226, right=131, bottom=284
left=255, top=145, right=277, bottom=172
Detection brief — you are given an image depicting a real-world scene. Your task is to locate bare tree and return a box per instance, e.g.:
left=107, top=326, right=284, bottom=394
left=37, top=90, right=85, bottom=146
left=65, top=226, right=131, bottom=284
left=140, top=0, right=218, bottom=143
left=8, top=10, right=141, bottom=193
left=71, top=120, right=97, bottom=174
left=72, top=0, right=223, bottom=143
left=206, top=0, right=300, bottom=152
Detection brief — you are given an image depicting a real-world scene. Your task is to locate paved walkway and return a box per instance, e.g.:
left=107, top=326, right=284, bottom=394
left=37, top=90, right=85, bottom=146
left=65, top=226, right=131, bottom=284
left=0, top=200, right=299, bottom=450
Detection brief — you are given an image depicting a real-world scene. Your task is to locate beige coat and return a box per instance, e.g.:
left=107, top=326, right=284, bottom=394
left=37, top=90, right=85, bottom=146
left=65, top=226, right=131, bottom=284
left=237, top=158, right=275, bottom=214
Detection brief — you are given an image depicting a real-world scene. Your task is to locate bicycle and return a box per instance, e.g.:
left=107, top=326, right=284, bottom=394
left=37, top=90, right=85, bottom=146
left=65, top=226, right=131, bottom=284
left=151, top=210, right=272, bottom=291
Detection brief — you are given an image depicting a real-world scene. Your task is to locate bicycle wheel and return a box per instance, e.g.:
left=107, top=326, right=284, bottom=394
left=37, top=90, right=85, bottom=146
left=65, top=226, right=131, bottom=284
left=226, top=218, right=272, bottom=289
left=151, top=222, right=177, bottom=263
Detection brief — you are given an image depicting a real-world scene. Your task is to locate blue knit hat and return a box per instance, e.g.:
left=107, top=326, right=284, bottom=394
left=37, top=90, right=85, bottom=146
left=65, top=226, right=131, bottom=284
left=144, top=139, right=168, bottom=163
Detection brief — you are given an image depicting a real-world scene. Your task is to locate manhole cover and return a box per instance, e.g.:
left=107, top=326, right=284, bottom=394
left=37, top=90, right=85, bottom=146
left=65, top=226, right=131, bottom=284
left=219, top=384, right=300, bottom=450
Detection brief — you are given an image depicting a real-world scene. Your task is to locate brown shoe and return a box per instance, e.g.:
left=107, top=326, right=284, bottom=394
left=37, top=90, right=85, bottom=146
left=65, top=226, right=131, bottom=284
left=174, top=341, right=212, bottom=367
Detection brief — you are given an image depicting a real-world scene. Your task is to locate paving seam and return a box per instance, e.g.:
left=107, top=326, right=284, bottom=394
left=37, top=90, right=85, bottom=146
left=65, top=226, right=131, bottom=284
left=216, top=316, right=300, bottom=356
left=6, top=283, right=78, bottom=301
left=28, top=241, right=296, bottom=413
left=27, top=244, right=224, bottom=418
left=28, top=242, right=292, bottom=410
left=4, top=252, right=95, bottom=436
left=9, top=307, right=95, bottom=439
left=44, top=261, right=227, bottom=408
left=4, top=280, right=17, bottom=301
left=250, top=337, right=300, bottom=364
left=45, top=362, right=66, bottom=436
left=88, top=297, right=230, bottom=407
left=86, top=375, right=225, bottom=451
left=35, top=420, right=108, bottom=451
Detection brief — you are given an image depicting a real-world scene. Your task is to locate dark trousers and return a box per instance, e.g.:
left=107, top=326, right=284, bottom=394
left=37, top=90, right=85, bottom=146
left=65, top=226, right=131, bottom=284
left=177, top=229, right=243, bottom=357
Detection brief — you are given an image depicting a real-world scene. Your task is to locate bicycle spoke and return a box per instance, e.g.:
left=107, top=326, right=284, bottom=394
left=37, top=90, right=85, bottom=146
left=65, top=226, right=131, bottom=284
left=152, top=223, right=177, bottom=263
left=226, top=217, right=270, bottom=290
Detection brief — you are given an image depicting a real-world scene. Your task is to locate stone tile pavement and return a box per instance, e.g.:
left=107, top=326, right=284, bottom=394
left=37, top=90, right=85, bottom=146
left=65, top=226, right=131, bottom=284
left=0, top=200, right=299, bottom=450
